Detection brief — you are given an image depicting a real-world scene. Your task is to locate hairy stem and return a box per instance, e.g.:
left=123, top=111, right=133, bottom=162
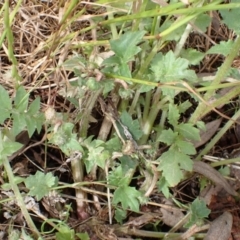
left=190, top=35, right=240, bottom=124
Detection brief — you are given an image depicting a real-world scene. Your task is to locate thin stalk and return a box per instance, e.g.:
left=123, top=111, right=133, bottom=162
left=158, top=109, right=168, bottom=137
left=174, top=24, right=192, bottom=57
left=190, top=36, right=240, bottom=124
left=100, top=0, right=232, bottom=26
left=77, top=1, right=237, bottom=37
left=71, top=155, right=87, bottom=219
left=142, top=91, right=152, bottom=122
left=200, top=86, right=240, bottom=119
left=106, top=6, right=118, bottom=39
left=195, top=108, right=240, bottom=161
left=59, top=0, right=79, bottom=25
left=129, top=42, right=163, bottom=114
left=2, top=156, right=40, bottom=238
left=197, top=82, right=240, bottom=92
left=4, top=0, right=22, bottom=86
left=132, top=0, right=148, bottom=31
left=139, top=97, right=169, bottom=145
left=152, top=87, right=162, bottom=105
left=211, top=157, right=240, bottom=167
left=0, top=0, right=22, bottom=47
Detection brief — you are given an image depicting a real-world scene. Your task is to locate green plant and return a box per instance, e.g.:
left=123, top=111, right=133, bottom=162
left=1, top=0, right=240, bottom=238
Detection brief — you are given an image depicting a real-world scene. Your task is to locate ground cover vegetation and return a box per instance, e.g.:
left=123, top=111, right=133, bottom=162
left=1, top=0, right=240, bottom=239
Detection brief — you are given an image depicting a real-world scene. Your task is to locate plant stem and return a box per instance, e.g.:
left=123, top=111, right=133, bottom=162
left=174, top=24, right=192, bottom=57
left=211, top=157, right=240, bottom=167
left=143, top=91, right=152, bottom=122
left=2, top=157, right=40, bottom=238
left=200, top=86, right=240, bottom=119
left=106, top=6, right=118, bottom=39
left=0, top=0, right=22, bottom=48
left=190, top=35, right=240, bottom=124
left=129, top=42, right=163, bottom=114
left=139, top=97, right=169, bottom=145
left=4, top=0, right=22, bottom=87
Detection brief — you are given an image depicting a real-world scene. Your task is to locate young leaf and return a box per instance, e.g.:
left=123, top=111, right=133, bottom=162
left=185, top=198, right=210, bottom=228
left=157, top=129, right=178, bottom=145
left=220, top=1, right=240, bottom=34
left=55, top=225, right=75, bottom=240
left=218, top=166, right=230, bottom=176
left=109, top=165, right=133, bottom=186
left=120, top=155, right=138, bottom=174
left=178, top=100, right=192, bottom=113
left=196, top=121, right=206, bottom=131
left=109, top=31, right=146, bottom=62
left=158, top=149, right=193, bottom=186
left=112, top=186, right=141, bottom=212
left=157, top=177, right=171, bottom=198
left=104, top=137, right=121, bottom=152
left=194, top=13, right=211, bottom=32
left=103, top=55, right=121, bottom=65
left=118, top=63, right=132, bottom=78
left=25, top=171, right=58, bottom=201
left=28, top=97, right=40, bottom=115
left=102, top=79, right=115, bottom=96
left=115, top=208, right=127, bottom=224
left=175, top=123, right=200, bottom=141
left=11, top=112, right=27, bottom=136
left=25, top=113, right=44, bottom=137
left=228, top=67, right=240, bottom=80
left=14, top=86, right=29, bottom=112
left=11, top=93, right=43, bottom=137
left=85, top=147, right=110, bottom=173
left=0, top=85, right=12, bottom=123
left=180, top=48, right=205, bottom=66
left=175, top=140, right=196, bottom=155
left=118, top=87, right=134, bottom=99
left=168, top=104, right=180, bottom=127
left=151, top=51, right=197, bottom=96
left=63, top=55, right=86, bottom=70
left=0, top=140, right=22, bottom=161
left=86, top=77, right=102, bottom=91
left=83, top=138, right=112, bottom=173
left=49, top=123, right=83, bottom=156
left=207, top=40, right=234, bottom=56
left=21, top=229, right=34, bottom=240
left=76, top=232, right=90, bottom=240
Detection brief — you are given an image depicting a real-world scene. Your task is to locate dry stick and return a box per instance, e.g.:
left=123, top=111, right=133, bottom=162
left=179, top=224, right=210, bottom=240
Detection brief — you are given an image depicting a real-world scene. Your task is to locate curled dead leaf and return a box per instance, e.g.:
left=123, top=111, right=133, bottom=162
left=204, top=212, right=232, bottom=240
left=192, top=119, right=222, bottom=148
left=193, top=161, right=237, bottom=196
